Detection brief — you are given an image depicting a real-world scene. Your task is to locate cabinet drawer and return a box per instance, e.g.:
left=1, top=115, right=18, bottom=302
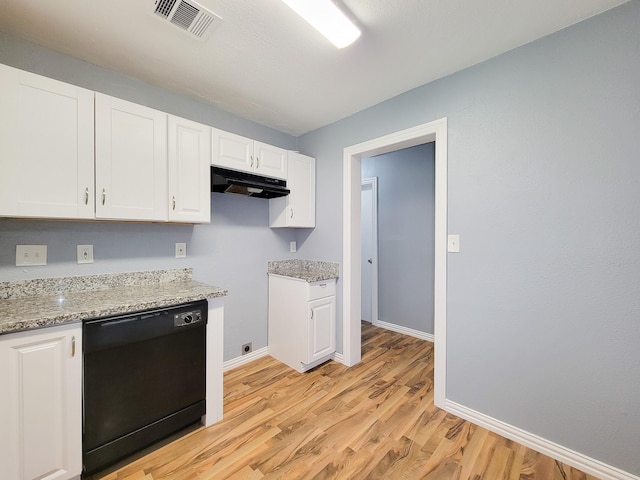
left=308, top=280, right=336, bottom=300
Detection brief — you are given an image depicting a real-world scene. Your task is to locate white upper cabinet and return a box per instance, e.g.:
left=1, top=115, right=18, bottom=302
left=0, top=64, right=95, bottom=219
left=253, top=141, right=288, bottom=179
left=95, top=93, right=168, bottom=221
left=168, top=115, right=211, bottom=223
left=211, top=128, right=287, bottom=180
left=0, top=324, right=82, bottom=480
left=270, top=152, right=316, bottom=228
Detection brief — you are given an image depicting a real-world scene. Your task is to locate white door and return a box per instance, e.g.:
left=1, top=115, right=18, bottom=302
left=0, top=324, right=82, bottom=480
left=0, top=64, right=95, bottom=219
left=95, top=93, right=168, bottom=221
left=168, top=115, right=211, bottom=223
left=361, top=177, right=378, bottom=323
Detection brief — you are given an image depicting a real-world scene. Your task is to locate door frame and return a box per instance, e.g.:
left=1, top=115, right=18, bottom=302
left=342, top=118, right=448, bottom=408
left=361, top=177, right=379, bottom=325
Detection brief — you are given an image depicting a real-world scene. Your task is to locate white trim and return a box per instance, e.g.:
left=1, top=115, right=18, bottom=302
left=223, top=346, right=269, bottom=372
left=204, top=297, right=224, bottom=426
left=333, top=351, right=345, bottom=364
left=445, top=400, right=639, bottom=480
left=360, top=177, right=378, bottom=325
left=373, top=319, right=435, bottom=342
left=342, top=118, right=448, bottom=408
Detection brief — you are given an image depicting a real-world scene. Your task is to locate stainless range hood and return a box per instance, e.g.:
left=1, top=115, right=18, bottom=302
left=211, top=166, right=290, bottom=199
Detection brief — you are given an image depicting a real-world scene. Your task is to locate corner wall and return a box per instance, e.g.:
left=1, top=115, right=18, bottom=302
left=297, top=2, right=640, bottom=475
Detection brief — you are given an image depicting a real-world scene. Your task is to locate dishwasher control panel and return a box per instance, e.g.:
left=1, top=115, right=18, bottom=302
left=174, top=310, right=203, bottom=327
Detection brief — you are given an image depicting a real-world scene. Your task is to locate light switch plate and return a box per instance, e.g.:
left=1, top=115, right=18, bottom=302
left=175, top=242, right=187, bottom=258
left=448, top=235, right=460, bottom=253
left=16, top=245, right=47, bottom=266
left=77, top=245, right=94, bottom=264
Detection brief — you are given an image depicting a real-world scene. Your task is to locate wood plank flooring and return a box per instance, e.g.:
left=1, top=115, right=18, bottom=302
left=94, top=323, right=599, bottom=480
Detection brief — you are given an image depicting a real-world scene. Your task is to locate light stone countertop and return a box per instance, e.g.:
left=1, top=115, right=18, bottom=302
left=268, top=259, right=339, bottom=282
left=0, top=269, right=226, bottom=336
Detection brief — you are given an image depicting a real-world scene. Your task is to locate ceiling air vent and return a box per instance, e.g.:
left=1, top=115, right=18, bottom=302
left=153, top=0, right=222, bottom=40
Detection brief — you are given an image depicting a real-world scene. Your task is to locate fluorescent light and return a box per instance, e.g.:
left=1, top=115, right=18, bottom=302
left=282, top=0, right=361, bottom=49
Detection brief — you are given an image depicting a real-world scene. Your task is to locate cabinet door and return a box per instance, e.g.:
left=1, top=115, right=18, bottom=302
left=168, top=115, right=211, bottom=223
left=0, top=324, right=82, bottom=480
left=95, top=93, right=168, bottom=221
left=269, top=152, right=315, bottom=228
left=307, top=296, right=336, bottom=363
left=288, top=152, right=315, bottom=227
left=254, top=141, right=288, bottom=179
left=0, top=64, right=94, bottom=219
left=211, top=128, right=253, bottom=173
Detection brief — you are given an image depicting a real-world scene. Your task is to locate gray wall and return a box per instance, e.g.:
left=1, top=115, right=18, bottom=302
left=0, top=33, right=299, bottom=361
left=298, top=2, right=640, bottom=475
left=361, top=144, right=435, bottom=334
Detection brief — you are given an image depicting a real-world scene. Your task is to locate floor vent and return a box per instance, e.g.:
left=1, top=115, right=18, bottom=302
left=153, top=0, right=222, bottom=40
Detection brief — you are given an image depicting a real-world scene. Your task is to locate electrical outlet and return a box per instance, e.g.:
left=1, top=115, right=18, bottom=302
left=290, top=241, right=297, bottom=253
left=175, top=242, right=187, bottom=258
left=241, top=342, right=252, bottom=355
left=77, top=245, right=94, bottom=264
left=16, top=245, right=47, bottom=266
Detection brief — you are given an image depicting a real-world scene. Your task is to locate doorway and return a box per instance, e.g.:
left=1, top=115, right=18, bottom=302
left=361, top=177, right=378, bottom=324
left=342, top=118, right=448, bottom=408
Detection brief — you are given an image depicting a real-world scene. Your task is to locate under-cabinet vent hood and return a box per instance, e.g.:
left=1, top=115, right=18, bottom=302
left=153, top=0, right=222, bottom=40
left=211, top=166, right=290, bottom=199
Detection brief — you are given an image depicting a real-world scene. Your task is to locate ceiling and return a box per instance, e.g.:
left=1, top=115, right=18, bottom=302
left=0, top=0, right=628, bottom=136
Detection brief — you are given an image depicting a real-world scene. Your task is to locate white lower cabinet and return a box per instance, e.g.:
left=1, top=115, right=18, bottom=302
left=268, top=274, right=336, bottom=372
left=0, top=324, right=82, bottom=480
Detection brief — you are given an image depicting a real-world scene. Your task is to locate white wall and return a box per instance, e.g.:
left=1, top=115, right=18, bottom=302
left=297, top=2, right=640, bottom=476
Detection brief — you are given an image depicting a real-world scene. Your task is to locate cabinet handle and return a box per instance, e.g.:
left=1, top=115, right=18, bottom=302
left=320, top=283, right=327, bottom=287
left=102, top=188, right=106, bottom=206
left=172, top=196, right=176, bottom=211
left=256, top=157, right=259, bottom=169
left=310, top=309, right=313, bottom=319
left=250, top=156, right=254, bottom=168
left=84, top=187, right=89, bottom=205
left=290, top=207, right=294, bottom=219
left=71, top=336, right=76, bottom=357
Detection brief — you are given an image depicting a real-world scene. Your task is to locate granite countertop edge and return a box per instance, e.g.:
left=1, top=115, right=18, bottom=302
left=0, top=278, right=227, bottom=336
left=267, top=259, right=340, bottom=283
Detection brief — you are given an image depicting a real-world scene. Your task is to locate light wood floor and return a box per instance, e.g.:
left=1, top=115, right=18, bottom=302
left=95, top=323, right=598, bottom=480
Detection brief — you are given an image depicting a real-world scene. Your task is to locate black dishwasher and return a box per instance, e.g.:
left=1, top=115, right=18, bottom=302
left=82, top=300, right=207, bottom=476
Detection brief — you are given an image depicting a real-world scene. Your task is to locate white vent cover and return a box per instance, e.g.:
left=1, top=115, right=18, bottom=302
left=154, top=0, right=222, bottom=40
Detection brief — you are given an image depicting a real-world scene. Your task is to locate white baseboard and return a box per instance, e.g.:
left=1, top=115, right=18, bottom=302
left=373, top=319, right=434, bottom=342
left=444, top=400, right=639, bottom=480
left=223, top=346, right=269, bottom=372
left=333, top=351, right=345, bottom=364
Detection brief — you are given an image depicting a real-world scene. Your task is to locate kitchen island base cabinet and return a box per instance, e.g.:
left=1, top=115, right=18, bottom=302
left=0, top=323, right=82, bottom=480
left=268, top=275, right=336, bottom=373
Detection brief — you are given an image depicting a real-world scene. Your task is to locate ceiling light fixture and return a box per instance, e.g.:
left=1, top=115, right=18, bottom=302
left=281, top=0, right=361, bottom=49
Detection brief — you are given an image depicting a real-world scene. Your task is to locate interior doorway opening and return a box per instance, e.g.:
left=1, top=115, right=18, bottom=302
left=342, top=118, right=448, bottom=407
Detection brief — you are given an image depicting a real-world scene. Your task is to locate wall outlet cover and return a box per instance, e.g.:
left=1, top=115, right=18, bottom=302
left=175, top=242, right=187, bottom=258
left=16, top=245, right=47, bottom=266
left=77, top=244, right=94, bottom=264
